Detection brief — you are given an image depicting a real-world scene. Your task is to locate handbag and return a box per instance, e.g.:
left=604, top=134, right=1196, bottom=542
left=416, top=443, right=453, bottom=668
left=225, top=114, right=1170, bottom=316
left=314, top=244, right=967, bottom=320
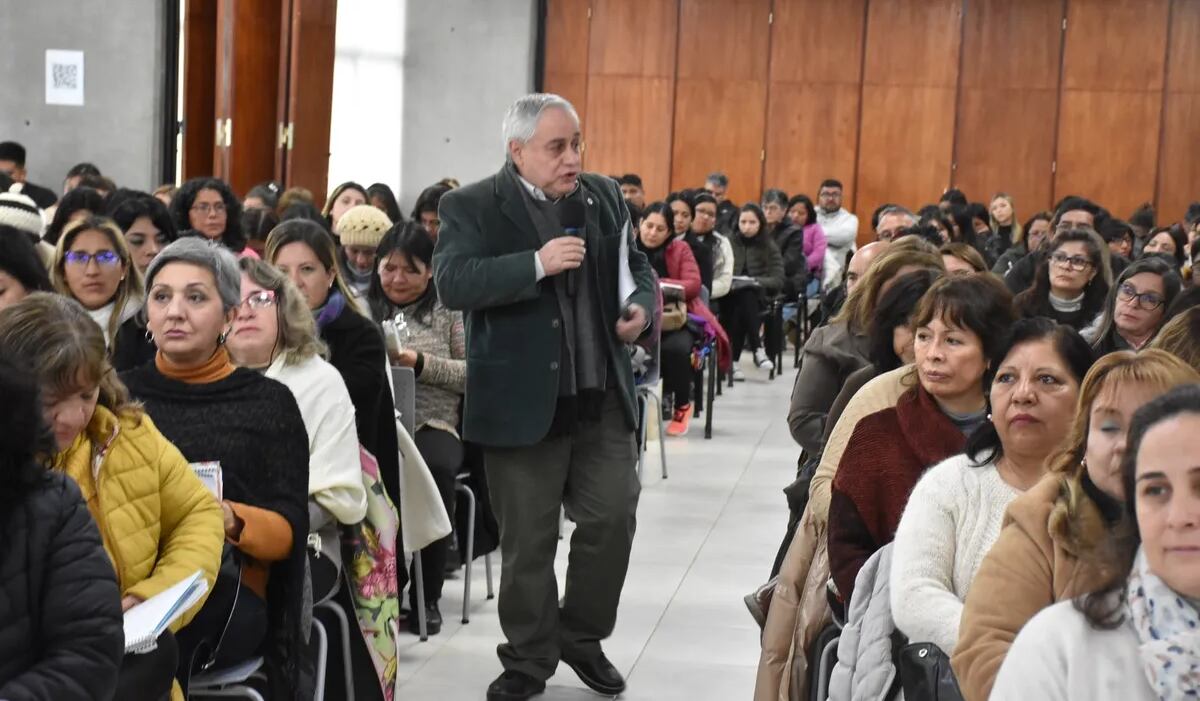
left=661, top=300, right=687, bottom=331
left=895, top=637, right=965, bottom=701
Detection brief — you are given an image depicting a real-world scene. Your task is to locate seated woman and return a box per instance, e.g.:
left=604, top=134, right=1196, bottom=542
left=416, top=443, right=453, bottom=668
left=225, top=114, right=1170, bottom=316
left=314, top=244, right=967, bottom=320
left=324, top=181, right=369, bottom=231
left=992, top=384, right=1200, bottom=700
left=367, top=222, right=464, bottom=634
left=941, top=241, right=988, bottom=274
left=106, top=188, right=177, bottom=273
left=0, top=356, right=124, bottom=701
left=51, top=216, right=157, bottom=371
left=824, top=269, right=942, bottom=438
left=785, top=194, right=827, bottom=294
left=1014, top=228, right=1112, bottom=331
left=225, top=258, right=368, bottom=595
left=721, top=203, right=785, bottom=376
left=952, top=348, right=1198, bottom=700
left=169, top=177, right=254, bottom=258
left=634, top=202, right=727, bottom=436
left=790, top=238, right=944, bottom=461
left=0, top=293, right=226, bottom=701
left=265, top=219, right=401, bottom=552
left=665, top=192, right=714, bottom=297
left=828, top=273, right=1016, bottom=602
left=992, top=212, right=1052, bottom=279
left=1151, top=305, right=1200, bottom=371
left=691, top=193, right=734, bottom=301
left=120, top=238, right=312, bottom=698
left=1085, top=257, right=1181, bottom=355
left=890, top=318, right=1092, bottom=654
left=1140, top=224, right=1187, bottom=271
left=334, top=204, right=392, bottom=298
left=0, top=227, right=51, bottom=311
left=43, top=185, right=106, bottom=246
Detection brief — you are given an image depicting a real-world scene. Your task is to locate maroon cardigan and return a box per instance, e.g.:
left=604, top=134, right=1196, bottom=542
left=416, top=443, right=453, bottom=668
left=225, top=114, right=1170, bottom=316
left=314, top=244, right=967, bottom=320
left=827, top=383, right=967, bottom=601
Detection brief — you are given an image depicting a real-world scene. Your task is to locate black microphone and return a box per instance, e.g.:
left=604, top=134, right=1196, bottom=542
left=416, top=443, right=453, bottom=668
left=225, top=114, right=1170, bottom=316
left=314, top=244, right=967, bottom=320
left=559, top=199, right=586, bottom=297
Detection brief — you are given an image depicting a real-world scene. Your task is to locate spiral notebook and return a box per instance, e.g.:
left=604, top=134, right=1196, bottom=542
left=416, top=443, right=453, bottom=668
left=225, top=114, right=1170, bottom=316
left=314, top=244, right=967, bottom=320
left=123, top=569, right=208, bottom=653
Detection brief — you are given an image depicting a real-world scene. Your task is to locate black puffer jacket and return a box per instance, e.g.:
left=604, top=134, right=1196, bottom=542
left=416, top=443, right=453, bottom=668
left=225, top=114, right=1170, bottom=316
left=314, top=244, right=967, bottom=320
left=0, top=471, right=123, bottom=700
left=730, top=232, right=785, bottom=295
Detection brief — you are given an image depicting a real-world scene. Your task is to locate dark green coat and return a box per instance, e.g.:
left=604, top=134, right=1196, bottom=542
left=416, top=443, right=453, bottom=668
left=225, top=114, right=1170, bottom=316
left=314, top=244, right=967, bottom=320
left=432, top=168, right=658, bottom=448
left=731, top=232, right=786, bottom=295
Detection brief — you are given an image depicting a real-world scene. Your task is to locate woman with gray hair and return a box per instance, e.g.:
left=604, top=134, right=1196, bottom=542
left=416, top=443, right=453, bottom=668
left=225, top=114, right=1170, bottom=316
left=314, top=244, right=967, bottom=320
left=120, top=237, right=314, bottom=699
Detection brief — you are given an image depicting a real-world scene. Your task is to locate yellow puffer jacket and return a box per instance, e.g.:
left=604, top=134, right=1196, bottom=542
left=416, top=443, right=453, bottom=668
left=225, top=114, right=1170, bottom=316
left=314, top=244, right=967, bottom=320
left=56, top=404, right=224, bottom=629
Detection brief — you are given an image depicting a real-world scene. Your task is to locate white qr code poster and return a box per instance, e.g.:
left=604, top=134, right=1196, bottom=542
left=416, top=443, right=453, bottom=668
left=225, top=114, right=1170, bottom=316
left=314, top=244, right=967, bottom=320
left=45, top=50, right=84, bottom=106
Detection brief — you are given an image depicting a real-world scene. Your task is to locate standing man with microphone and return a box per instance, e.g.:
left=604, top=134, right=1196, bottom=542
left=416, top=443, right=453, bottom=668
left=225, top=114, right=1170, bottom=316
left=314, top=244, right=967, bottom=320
left=433, top=93, right=657, bottom=701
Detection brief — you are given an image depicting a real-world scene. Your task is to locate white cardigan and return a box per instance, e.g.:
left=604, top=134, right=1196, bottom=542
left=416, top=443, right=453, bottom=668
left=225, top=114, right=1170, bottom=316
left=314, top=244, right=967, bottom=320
left=266, top=354, right=368, bottom=526
left=992, top=599, right=1155, bottom=701
left=889, top=453, right=1019, bottom=653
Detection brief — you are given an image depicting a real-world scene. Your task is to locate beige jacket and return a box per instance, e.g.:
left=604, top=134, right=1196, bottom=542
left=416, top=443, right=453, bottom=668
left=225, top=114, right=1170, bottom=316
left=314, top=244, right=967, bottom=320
left=755, top=365, right=909, bottom=700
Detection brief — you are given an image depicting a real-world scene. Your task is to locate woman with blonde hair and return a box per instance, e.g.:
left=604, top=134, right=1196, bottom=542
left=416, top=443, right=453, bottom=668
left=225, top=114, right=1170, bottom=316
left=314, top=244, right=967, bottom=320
left=1149, top=304, right=1200, bottom=371
left=0, top=292, right=225, bottom=701
left=953, top=349, right=1200, bottom=700
left=989, top=193, right=1024, bottom=259
left=51, top=215, right=157, bottom=371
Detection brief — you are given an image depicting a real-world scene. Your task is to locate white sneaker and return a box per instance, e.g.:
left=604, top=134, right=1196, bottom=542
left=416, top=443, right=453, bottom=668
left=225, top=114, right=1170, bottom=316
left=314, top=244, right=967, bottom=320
left=732, top=368, right=746, bottom=382
left=754, top=348, right=774, bottom=371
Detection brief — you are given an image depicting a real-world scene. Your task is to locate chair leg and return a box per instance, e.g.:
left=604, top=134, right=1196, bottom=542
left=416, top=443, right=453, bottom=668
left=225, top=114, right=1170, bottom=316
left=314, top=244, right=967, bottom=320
left=311, top=617, right=328, bottom=701
left=413, top=549, right=428, bottom=641
left=484, top=552, right=495, bottom=599
left=705, top=349, right=716, bottom=440
left=636, top=391, right=649, bottom=480
left=558, top=507, right=565, bottom=540
left=459, top=483, right=477, bottom=624
left=653, top=391, right=667, bottom=479
left=316, top=600, right=355, bottom=701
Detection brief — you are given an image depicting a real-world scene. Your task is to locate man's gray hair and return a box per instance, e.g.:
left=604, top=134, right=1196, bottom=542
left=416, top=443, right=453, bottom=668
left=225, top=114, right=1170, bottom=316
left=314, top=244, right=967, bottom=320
left=878, top=205, right=917, bottom=226
left=502, top=93, right=579, bottom=157
left=145, top=237, right=242, bottom=312
left=706, top=172, right=729, bottom=188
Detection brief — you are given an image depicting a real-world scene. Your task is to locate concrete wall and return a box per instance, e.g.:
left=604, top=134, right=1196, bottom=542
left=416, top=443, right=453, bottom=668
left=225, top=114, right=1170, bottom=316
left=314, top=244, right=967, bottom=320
left=0, top=0, right=166, bottom=193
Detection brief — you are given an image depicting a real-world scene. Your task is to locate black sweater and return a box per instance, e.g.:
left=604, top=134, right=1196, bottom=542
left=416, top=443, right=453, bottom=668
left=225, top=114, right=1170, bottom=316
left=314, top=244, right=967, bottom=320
left=0, top=472, right=123, bottom=700
left=321, top=304, right=401, bottom=503
left=121, top=365, right=313, bottom=700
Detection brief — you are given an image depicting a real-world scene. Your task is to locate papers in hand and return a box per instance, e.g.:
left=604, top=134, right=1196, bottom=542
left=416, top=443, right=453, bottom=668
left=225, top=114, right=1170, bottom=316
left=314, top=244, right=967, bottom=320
left=191, top=461, right=222, bottom=500
left=124, top=569, right=208, bottom=653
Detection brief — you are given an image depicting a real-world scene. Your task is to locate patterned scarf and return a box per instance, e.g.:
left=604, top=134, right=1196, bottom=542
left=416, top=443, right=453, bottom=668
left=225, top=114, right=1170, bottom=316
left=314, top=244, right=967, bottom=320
left=315, top=288, right=347, bottom=331
left=1126, top=547, right=1200, bottom=699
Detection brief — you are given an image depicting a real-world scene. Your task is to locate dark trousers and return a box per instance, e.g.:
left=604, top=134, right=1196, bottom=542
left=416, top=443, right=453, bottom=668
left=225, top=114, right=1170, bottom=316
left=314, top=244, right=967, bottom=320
left=660, top=328, right=695, bottom=410
left=176, top=580, right=268, bottom=694
left=115, top=631, right=178, bottom=701
left=412, top=426, right=463, bottom=609
left=720, top=286, right=764, bottom=359
left=484, top=390, right=640, bottom=681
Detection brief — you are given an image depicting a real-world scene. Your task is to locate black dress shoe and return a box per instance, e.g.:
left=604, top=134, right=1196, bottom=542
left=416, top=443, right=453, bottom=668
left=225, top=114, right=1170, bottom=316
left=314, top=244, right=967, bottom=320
left=486, top=670, right=546, bottom=701
left=407, top=603, right=442, bottom=636
left=562, top=652, right=626, bottom=695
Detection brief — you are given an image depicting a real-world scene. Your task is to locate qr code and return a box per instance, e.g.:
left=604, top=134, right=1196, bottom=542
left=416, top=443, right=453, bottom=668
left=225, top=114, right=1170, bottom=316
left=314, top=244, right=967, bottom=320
left=52, top=63, right=78, bottom=90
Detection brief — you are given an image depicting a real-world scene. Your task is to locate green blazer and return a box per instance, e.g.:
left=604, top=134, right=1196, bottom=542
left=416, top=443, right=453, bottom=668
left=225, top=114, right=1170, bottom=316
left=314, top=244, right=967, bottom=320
left=432, top=167, right=657, bottom=448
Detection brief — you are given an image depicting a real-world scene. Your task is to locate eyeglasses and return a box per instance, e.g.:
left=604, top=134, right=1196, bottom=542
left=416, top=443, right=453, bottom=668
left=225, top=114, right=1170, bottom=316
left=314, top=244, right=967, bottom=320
left=1055, top=221, right=1091, bottom=233
left=239, top=290, right=277, bottom=309
left=1117, top=283, right=1164, bottom=311
left=1050, top=252, right=1093, bottom=271
left=191, top=203, right=227, bottom=216
left=64, top=250, right=121, bottom=267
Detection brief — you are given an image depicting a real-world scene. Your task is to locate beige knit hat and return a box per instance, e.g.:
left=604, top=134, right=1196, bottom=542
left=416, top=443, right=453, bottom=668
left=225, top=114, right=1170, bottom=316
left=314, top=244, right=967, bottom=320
left=336, top=204, right=392, bottom=248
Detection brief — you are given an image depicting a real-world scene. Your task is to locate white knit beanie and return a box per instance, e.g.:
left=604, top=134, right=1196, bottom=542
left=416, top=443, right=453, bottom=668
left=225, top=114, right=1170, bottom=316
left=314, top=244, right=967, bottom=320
left=0, top=192, right=44, bottom=238
left=335, top=204, right=392, bottom=249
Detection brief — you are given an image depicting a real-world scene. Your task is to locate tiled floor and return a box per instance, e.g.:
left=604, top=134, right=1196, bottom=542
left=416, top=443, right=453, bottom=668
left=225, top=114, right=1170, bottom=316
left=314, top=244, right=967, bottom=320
left=397, top=359, right=795, bottom=700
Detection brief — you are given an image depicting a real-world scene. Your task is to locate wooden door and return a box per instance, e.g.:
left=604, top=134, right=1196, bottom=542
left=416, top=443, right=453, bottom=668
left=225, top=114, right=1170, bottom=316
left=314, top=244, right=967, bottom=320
left=213, top=0, right=284, bottom=196
left=1156, top=0, right=1200, bottom=224
left=1054, top=0, right=1169, bottom=219
left=582, top=0, right=678, bottom=199
left=854, top=0, right=963, bottom=231
left=671, top=0, right=771, bottom=205
left=279, top=0, right=338, bottom=208
left=182, top=0, right=217, bottom=180
left=952, top=0, right=1063, bottom=217
left=763, top=0, right=867, bottom=210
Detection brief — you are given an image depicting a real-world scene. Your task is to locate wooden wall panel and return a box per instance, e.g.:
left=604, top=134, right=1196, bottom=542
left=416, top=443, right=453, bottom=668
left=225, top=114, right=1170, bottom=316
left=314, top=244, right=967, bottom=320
left=854, top=0, right=962, bottom=230
left=953, top=0, right=1063, bottom=217
left=671, top=0, right=770, bottom=204
left=1055, top=93, right=1161, bottom=218
left=763, top=0, right=865, bottom=207
left=182, top=0, right=217, bottom=179
left=581, top=0, right=677, bottom=198
left=543, top=0, right=591, bottom=127
left=1157, top=0, right=1200, bottom=223
left=1055, top=0, right=1169, bottom=217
